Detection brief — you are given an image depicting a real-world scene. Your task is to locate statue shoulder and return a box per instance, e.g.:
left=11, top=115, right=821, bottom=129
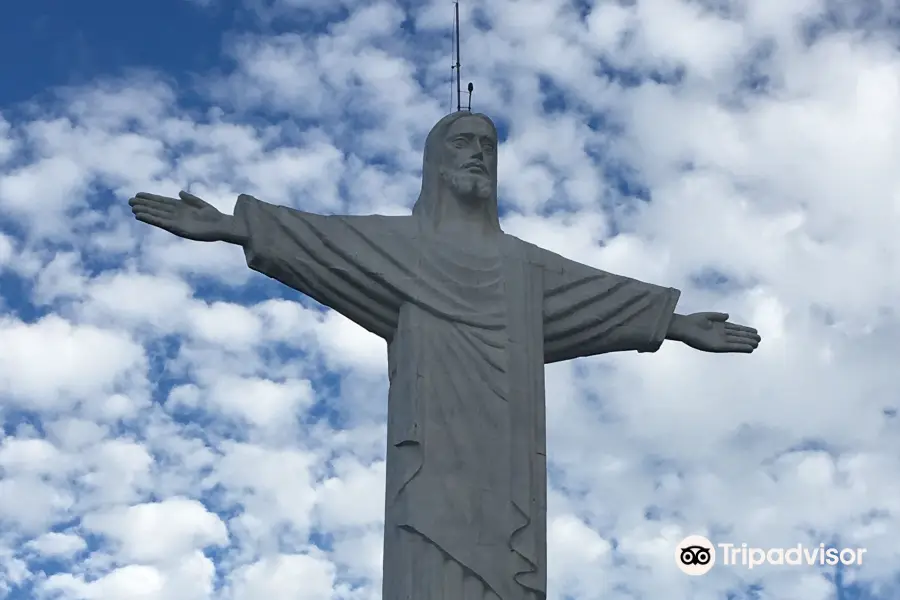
left=331, top=213, right=419, bottom=244
left=340, top=212, right=415, bottom=230
left=500, top=233, right=561, bottom=269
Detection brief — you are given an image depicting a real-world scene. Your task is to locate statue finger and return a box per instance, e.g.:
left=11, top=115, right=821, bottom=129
left=723, top=341, right=756, bottom=353
left=132, top=205, right=173, bottom=221
left=134, top=213, right=171, bottom=229
left=726, top=330, right=761, bottom=342
left=731, top=336, right=759, bottom=347
left=130, top=198, right=176, bottom=214
left=178, top=190, right=207, bottom=207
left=134, top=192, right=177, bottom=203
left=724, top=322, right=757, bottom=334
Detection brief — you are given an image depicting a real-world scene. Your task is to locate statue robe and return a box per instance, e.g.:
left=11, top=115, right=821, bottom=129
left=234, top=194, right=680, bottom=599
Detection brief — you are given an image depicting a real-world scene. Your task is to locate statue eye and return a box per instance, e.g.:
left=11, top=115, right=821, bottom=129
left=453, top=138, right=467, bottom=148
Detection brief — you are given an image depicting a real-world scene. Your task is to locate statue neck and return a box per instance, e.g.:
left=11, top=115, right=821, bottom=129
left=433, top=188, right=499, bottom=237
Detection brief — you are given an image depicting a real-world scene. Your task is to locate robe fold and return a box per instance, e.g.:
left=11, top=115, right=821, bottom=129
left=234, top=194, right=680, bottom=599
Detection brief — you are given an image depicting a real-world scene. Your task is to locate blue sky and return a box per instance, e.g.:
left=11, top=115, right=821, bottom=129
left=1, top=1, right=229, bottom=106
left=1, top=0, right=899, bottom=599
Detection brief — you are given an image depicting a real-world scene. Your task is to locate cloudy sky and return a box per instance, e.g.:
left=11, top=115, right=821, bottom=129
left=1, top=0, right=899, bottom=598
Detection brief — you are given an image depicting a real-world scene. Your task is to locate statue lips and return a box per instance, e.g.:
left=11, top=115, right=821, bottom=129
left=462, top=160, right=487, bottom=174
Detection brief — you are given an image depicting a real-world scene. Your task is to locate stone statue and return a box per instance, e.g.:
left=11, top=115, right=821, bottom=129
left=129, top=112, right=760, bottom=599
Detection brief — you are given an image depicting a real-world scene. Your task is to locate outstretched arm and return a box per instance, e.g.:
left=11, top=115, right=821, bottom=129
left=128, top=191, right=414, bottom=341
left=129, top=191, right=248, bottom=245
left=218, top=213, right=249, bottom=246
left=537, top=243, right=760, bottom=362
left=666, top=312, right=760, bottom=353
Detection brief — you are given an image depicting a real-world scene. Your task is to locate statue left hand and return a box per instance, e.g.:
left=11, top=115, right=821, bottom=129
left=671, top=312, right=761, bottom=353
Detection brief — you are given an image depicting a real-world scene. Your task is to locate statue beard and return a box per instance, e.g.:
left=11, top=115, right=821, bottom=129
left=440, top=167, right=493, bottom=206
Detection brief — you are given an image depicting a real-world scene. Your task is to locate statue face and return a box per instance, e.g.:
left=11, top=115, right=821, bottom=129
left=441, top=116, right=496, bottom=204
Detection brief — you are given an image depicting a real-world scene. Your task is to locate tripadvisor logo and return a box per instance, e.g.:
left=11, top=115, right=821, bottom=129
left=676, top=535, right=715, bottom=575
left=675, top=535, right=868, bottom=575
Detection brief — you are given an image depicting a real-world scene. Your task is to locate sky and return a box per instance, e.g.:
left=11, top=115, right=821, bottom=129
left=1, top=0, right=899, bottom=598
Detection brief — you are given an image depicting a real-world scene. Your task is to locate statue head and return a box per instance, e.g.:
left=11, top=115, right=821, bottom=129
left=412, top=112, right=501, bottom=233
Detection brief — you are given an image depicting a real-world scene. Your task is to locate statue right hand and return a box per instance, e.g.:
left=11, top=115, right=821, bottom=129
left=129, top=191, right=228, bottom=242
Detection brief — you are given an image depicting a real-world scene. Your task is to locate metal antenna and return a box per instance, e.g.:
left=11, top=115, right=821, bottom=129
left=454, top=1, right=461, bottom=112
left=450, top=2, right=474, bottom=112
left=449, top=3, right=455, bottom=112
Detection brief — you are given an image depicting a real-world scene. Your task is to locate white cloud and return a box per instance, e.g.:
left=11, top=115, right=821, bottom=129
left=170, top=375, right=315, bottom=432
left=25, top=532, right=87, bottom=558
left=314, top=457, right=385, bottom=530
left=0, top=315, right=147, bottom=413
left=0, top=476, right=74, bottom=535
left=41, top=552, right=217, bottom=600
left=81, top=498, right=228, bottom=564
left=206, top=442, right=319, bottom=548
left=225, top=553, right=335, bottom=600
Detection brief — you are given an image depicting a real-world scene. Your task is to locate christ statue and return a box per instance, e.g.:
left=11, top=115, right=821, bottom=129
left=129, top=112, right=760, bottom=599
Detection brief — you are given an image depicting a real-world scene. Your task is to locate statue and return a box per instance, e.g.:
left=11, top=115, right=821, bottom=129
left=129, top=112, right=760, bottom=599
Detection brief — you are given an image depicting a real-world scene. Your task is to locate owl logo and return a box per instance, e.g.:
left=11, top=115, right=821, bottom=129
left=675, top=535, right=716, bottom=575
